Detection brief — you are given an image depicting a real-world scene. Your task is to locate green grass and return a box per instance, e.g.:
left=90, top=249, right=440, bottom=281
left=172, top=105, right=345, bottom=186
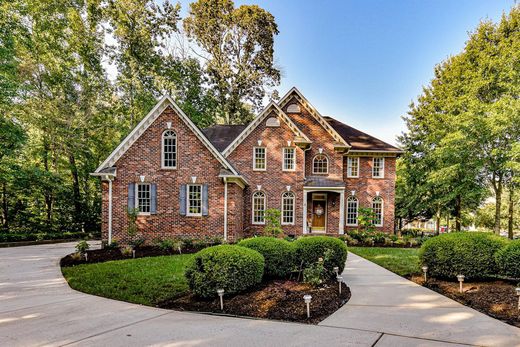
left=62, top=254, right=194, bottom=306
left=349, top=247, right=421, bottom=276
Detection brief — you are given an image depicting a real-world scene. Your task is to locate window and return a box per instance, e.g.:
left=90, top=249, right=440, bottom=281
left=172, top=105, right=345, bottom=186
left=253, top=147, right=266, bottom=170
left=346, top=196, right=358, bottom=226
left=283, top=148, right=296, bottom=171
left=372, top=196, right=383, bottom=226
left=136, top=183, right=151, bottom=214
left=347, top=157, right=359, bottom=177
left=372, top=157, right=385, bottom=178
left=252, top=191, right=266, bottom=224
left=313, top=154, right=328, bottom=174
left=187, top=184, right=202, bottom=216
left=281, top=192, right=295, bottom=225
left=162, top=130, right=177, bottom=168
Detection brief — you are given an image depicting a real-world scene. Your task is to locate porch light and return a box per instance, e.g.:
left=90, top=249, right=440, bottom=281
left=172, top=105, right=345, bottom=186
left=421, top=266, right=428, bottom=282
left=515, top=287, right=520, bottom=310
left=303, top=295, right=312, bottom=318
left=337, top=276, right=343, bottom=294
left=333, top=266, right=339, bottom=276
left=217, top=289, right=225, bottom=310
left=139, top=175, right=145, bottom=182
left=457, top=274, right=465, bottom=293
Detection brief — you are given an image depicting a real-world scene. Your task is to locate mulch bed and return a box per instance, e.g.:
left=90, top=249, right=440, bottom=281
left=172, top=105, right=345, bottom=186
left=60, top=246, right=201, bottom=267
left=158, top=279, right=351, bottom=324
left=409, top=275, right=520, bottom=328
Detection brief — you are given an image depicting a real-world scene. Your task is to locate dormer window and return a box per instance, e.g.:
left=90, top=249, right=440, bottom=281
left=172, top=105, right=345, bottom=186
left=313, top=154, right=328, bottom=174
left=253, top=147, right=266, bottom=170
left=162, top=130, right=177, bottom=168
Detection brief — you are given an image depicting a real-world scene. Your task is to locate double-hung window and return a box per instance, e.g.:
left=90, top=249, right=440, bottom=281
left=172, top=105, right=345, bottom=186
left=283, top=148, right=296, bottom=171
left=372, top=157, right=385, bottom=178
left=187, top=184, right=202, bottom=216
left=281, top=192, right=295, bottom=225
left=372, top=197, right=384, bottom=226
left=136, top=183, right=151, bottom=214
left=346, top=196, right=358, bottom=226
left=252, top=191, right=266, bottom=224
left=253, top=147, right=266, bottom=170
left=162, top=130, right=177, bottom=168
left=347, top=157, right=359, bottom=178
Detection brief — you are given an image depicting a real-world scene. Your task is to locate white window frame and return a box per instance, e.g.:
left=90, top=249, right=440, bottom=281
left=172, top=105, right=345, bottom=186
left=252, top=191, right=266, bottom=225
left=135, top=183, right=151, bottom=215
left=186, top=184, right=202, bottom=217
left=312, top=154, right=329, bottom=174
left=372, top=157, right=385, bottom=178
left=161, top=130, right=177, bottom=169
left=372, top=196, right=384, bottom=227
left=253, top=147, right=266, bottom=171
left=347, top=157, right=359, bottom=178
left=281, top=191, right=295, bottom=225
left=282, top=147, right=296, bottom=171
left=346, top=196, right=358, bottom=226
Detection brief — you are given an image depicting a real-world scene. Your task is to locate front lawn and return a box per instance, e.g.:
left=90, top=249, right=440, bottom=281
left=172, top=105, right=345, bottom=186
left=349, top=247, right=421, bottom=276
left=62, top=254, right=194, bottom=306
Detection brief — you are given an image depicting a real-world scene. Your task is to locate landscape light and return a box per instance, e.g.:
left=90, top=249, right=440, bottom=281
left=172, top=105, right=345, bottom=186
left=303, top=295, right=312, bottom=318
left=217, top=289, right=225, bottom=310
left=333, top=266, right=339, bottom=276
left=515, top=287, right=520, bottom=310
left=457, top=274, right=465, bottom=293
left=422, top=266, right=428, bottom=282
left=336, top=276, right=343, bottom=294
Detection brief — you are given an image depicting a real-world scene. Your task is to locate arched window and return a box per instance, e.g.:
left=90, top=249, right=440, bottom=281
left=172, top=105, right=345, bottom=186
left=281, top=192, right=295, bottom=225
left=252, top=191, right=266, bottom=224
left=346, top=196, right=358, bottom=226
left=372, top=196, right=383, bottom=226
left=313, top=154, right=328, bottom=174
left=162, top=130, right=177, bottom=168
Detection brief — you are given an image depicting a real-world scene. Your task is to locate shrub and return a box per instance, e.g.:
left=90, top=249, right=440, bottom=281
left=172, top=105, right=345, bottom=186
left=303, top=249, right=334, bottom=285
left=238, top=237, right=294, bottom=278
left=264, top=208, right=283, bottom=236
left=156, top=239, right=182, bottom=253
left=293, top=236, right=348, bottom=274
left=185, top=245, right=264, bottom=298
left=121, top=246, right=133, bottom=257
left=495, top=240, right=520, bottom=279
left=419, top=232, right=508, bottom=280
left=75, top=240, right=89, bottom=254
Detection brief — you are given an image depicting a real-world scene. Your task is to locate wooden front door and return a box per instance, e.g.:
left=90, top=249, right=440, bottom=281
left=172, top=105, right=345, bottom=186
left=311, top=194, right=327, bottom=232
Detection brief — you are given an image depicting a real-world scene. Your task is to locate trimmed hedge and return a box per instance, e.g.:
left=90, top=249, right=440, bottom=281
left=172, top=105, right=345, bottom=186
left=238, top=237, right=295, bottom=278
left=495, top=240, right=520, bottom=279
left=419, top=232, right=508, bottom=280
left=185, top=245, right=264, bottom=298
left=293, top=236, right=348, bottom=274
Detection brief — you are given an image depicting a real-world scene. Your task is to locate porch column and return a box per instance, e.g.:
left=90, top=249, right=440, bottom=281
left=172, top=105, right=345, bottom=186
left=339, top=190, right=345, bottom=234
left=107, top=176, right=113, bottom=244
left=302, top=190, right=308, bottom=234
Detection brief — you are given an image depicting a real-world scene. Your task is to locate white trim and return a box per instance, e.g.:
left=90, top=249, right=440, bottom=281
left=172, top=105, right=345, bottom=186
left=223, top=102, right=311, bottom=156
left=372, top=157, right=385, bottom=178
left=346, top=195, right=359, bottom=227
left=252, top=191, right=267, bottom=225
left=347, top=149, right=403, bottom=154
left=108, top=178, right=113, bottom=244
left=161, top=129, right=177, bottom=169
left=282, top=147, right=296, bottom=171
left=303, top=186, right=345, bottom=191
left=312, top=154, right=329, bottom=174
left=339, top=190, right=345, bottom=234
left=223, top=178, right=228, bottom=241
left=281, top=191, right=296, bottom=225
left=311, top=193, right=327, bottom=232
left=186, top=184, right=203, bottom=217
left=253, top=147, right=267, bottom=171
left=347, top=156, right=359, bottom=178
left=135, top=183, right=151, bottom=216
left=302, top=191, right=308, bottom=234
left=95, top=95, right=240, bottom=177
left=372, top=196, right=384, bottom=227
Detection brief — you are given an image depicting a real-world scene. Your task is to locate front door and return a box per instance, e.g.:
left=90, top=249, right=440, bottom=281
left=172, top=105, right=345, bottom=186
left=311, top=194, right=327, bottom=232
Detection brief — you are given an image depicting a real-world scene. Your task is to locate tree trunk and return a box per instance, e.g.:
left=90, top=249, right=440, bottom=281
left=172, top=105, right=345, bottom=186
left=493, top=180, right=502, bottom=235
left=435, top=206, right=441, bottom=236
left=455, top=194, right=462, bottom=231
left=446, top=214, right=449, bottom=233
left=2, top=181, right=8, bottom=231
left=43, top=140, right=53, bottom=225
left=68, top=153, right=82, bottom=226
left=508, top=187, right=514, bottom=240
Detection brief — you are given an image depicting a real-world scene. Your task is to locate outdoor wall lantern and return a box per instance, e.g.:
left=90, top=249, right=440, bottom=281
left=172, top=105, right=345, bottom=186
left=336, top=276, right=343, bottom=294
left=257, top=140, right=262, bottom=146
left=166, top=121, right=172, bottom=129
left=422, top=266, right=428, bottom=282
left=318, top=147, right=323, bottom=154
left=139, top=175, right=145, bottom=183
left=457, top=274, right=465, bottom=293
left=217, top=289, right=225, bottom=310
left=515, top=287, right=520, bottom=310
left=333, top=266, right=339, bottom=276
left=303, top=295, right=312, bottom=318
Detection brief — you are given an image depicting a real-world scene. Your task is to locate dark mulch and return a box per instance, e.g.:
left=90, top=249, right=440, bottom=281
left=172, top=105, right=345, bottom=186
left=158, top=279, right=351, bottom=324
left=60, top=246, right=202, bottom=267
left=409, top=275, right=520, bottom=328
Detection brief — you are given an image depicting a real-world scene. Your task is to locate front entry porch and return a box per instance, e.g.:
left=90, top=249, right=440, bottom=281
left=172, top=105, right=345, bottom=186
left=302, top=182, right=345, bottom=234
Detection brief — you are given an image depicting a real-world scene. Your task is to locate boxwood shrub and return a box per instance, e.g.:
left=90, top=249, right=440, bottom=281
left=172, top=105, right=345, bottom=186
left=185, top=245, right=264, bottom=298
left=495, top=239, right=520, bottom=279
left=419, top=232, right=508, bottom=280
left=293, top=236, right=348, bottom=274
left=237, top=237, right=294, bottom=278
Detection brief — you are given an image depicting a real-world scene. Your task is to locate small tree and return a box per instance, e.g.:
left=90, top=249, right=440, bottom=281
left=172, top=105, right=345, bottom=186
left=358, top=207, right=376, bottom=233
left=126, top=207, right=139, bottom=240
left=264, top=208, right=283, bottom=237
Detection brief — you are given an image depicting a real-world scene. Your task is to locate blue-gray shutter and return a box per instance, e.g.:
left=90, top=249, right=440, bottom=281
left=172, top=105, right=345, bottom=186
left=179, top=184, right=187, bottom=216
left=128, top=183, right=135, bottom=212
left=150, top=183, right=157, bottom=214
left=202, top=184, right=209, bottom=216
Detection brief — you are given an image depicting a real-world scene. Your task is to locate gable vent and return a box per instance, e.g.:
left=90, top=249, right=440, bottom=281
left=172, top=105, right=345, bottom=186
left=286, top=103, right=301, bottom=113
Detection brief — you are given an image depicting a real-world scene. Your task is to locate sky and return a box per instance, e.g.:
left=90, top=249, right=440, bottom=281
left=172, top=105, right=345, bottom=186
left=173, top=0, right=516, bottom=146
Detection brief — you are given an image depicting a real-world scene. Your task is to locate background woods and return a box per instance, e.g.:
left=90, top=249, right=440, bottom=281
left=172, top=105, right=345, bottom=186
left=0, top=0, right=280, bottom=236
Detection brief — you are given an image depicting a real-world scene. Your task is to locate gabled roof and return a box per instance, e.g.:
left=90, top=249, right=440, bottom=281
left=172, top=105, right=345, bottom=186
left=324, top=116, right=403, bottom=153
left=203, top=125, right=248, bottom=152
left=94, top=95, right=242, bottom=177
left=222, top=102, right=311, bottom=157
left=278, top=87, right=350, bottom=148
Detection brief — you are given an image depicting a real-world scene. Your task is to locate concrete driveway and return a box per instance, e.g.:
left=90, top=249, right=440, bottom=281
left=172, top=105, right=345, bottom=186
left=0, top=243, right=518, bottom=346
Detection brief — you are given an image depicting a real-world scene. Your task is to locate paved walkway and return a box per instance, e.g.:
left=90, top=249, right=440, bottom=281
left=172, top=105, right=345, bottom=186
left=0, top=243, right=518, bottom=346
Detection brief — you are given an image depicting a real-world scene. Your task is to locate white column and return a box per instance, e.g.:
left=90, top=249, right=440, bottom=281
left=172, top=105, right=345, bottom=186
left=223, top=178, right=228, bottom=241
left=339, top=190, right=345, bottom=234
left=108, top=177, right=113, bottom=245
left=302, top=190, right=308, bottom=234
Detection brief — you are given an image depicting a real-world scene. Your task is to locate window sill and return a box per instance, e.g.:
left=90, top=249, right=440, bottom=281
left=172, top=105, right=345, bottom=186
left=160, top=167, right=177, bottom=170
left=346, top=176, right=359, bottom=179
left=253, top=168, right=267, bottom=172
left=282, top=169, right=296, bottom=172
left=252, top=222, right=266, bottom=225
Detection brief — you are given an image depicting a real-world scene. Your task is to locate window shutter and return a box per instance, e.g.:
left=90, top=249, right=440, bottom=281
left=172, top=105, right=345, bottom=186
left=179, top=184, right=187, bottom=216
left=150, top=183, right=157, bottom=214
left=202, top=184, right=209, bottom=216
left=128, top=183, right=135, bottom=212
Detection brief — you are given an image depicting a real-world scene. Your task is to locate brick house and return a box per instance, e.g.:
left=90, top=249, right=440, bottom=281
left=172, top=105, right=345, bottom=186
left=93, top=88, right=402, bottom=244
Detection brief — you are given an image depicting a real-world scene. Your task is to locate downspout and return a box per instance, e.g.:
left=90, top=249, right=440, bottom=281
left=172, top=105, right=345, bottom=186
left=302, top=145, right=312, bottom=234
left=107, top=176, right=113, bottom=245
left=223, top=177, right=228, bottom=242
